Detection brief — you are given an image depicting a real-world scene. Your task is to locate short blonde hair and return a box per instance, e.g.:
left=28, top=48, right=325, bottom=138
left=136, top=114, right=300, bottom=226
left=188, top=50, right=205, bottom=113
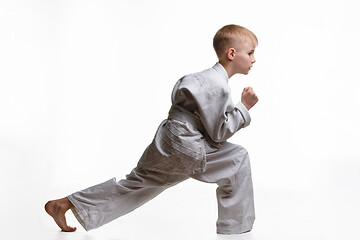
left=213, top=24, right=258, bottom=59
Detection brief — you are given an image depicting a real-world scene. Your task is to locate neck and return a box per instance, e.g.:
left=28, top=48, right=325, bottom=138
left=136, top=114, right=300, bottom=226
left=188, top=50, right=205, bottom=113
left=219, top=60, right=236, bottom=78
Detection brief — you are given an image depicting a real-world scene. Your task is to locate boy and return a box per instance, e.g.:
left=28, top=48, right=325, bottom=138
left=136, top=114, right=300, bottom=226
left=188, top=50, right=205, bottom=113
left=45, top=24, right=259, bottom=235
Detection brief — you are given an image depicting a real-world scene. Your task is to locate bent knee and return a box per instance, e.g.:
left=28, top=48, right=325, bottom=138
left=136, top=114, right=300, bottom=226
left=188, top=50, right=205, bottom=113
left=226, top=143, right=249, bottom=165
left=231, top=145, right=251, bottom=175
left=224, top=142, right=248, bottom=155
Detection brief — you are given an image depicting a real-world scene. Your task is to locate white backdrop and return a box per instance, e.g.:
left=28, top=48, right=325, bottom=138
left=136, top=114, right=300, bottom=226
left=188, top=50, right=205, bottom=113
left=1, top=0, right=359, bottom=239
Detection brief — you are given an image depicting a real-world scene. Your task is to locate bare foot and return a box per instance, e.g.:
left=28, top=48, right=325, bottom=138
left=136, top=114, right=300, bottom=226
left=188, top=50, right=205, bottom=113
left=45, top=197, right=77, bottom=232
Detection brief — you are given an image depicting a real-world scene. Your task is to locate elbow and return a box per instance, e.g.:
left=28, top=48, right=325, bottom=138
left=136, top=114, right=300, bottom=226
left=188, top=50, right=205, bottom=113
left=211, top=135, right=226, bottom=143
left=211, top=129, right=236, bottom=143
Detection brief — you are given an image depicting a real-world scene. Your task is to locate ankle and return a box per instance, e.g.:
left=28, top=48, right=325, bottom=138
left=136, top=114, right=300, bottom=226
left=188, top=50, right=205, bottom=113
left=59, top=197, right=73, bottom=209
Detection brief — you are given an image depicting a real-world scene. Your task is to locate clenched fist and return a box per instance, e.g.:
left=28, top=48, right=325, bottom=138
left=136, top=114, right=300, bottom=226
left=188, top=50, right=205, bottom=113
left=241, top=87, right=258, bottom=110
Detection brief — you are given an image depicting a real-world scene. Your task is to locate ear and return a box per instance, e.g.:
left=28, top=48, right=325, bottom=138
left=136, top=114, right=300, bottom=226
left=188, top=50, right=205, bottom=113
left=227, top=48, right=236, bottom=61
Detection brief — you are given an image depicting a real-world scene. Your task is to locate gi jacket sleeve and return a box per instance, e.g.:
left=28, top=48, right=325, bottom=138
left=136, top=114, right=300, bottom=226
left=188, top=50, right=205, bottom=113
left=176, top=72, right=251, bottom=143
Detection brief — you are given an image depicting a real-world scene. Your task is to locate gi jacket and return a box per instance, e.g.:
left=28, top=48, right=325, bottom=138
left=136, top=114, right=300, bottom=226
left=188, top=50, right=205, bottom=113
left=137, top=63, right=251, bottom=175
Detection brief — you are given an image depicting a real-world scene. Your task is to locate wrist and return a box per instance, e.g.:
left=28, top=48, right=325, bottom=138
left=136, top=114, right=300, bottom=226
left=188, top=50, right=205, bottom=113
left=241, top=101, right=250, bottom=110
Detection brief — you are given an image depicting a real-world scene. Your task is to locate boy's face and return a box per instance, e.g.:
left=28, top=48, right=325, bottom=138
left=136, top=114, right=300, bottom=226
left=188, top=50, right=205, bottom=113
left=233, top=39, right=256, bottom=75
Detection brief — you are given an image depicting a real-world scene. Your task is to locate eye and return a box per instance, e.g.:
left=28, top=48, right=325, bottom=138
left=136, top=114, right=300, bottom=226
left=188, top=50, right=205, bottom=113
left=248, top=51, right=254, bottom=56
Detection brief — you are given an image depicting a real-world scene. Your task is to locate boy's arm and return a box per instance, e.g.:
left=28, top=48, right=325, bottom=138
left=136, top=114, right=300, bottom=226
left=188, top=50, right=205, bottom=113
left=200, top=101, right=249, bottom=143
left=175, top=75, right=258, bottom=143
left=198, top=87, right=258, bottom=143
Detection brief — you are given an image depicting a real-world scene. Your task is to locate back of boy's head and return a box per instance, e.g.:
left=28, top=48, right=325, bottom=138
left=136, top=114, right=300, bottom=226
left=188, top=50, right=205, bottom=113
left=213, top=24, right=258, bottom=60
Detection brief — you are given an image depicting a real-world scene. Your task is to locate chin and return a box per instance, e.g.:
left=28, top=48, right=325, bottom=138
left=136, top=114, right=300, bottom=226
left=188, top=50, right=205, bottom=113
left=241, top=69, right=250, bottom=75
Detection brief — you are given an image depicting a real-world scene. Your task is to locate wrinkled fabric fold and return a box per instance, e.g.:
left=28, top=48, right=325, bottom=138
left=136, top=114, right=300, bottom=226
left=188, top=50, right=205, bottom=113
left=137, top=118, right=206, bottom=175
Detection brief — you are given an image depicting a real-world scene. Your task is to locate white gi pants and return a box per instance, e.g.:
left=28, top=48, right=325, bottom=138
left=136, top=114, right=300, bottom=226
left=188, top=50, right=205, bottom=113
left=67, top=142, right=255, bottom=234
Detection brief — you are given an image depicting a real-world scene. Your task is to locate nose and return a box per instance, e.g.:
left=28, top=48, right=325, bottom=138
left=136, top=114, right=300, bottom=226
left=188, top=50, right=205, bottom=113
left=252, top=57, right=256, bottom=64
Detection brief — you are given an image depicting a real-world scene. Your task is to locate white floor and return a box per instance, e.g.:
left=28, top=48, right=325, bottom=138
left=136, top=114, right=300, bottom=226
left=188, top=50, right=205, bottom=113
left=4, top=164, right=360, bottom=240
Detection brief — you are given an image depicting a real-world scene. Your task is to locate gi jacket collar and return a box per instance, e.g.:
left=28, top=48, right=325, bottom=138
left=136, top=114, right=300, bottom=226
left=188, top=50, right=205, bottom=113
left=213, top=62, right=229, bottom=82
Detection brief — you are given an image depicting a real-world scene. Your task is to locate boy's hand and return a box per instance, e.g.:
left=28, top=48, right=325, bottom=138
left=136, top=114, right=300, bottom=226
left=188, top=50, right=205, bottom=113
left=241, top=87, right=258, bottom=110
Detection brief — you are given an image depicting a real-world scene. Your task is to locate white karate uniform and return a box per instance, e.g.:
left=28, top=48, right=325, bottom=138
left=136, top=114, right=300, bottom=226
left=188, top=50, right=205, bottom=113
left=67, top=63, right=255, bottom=234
